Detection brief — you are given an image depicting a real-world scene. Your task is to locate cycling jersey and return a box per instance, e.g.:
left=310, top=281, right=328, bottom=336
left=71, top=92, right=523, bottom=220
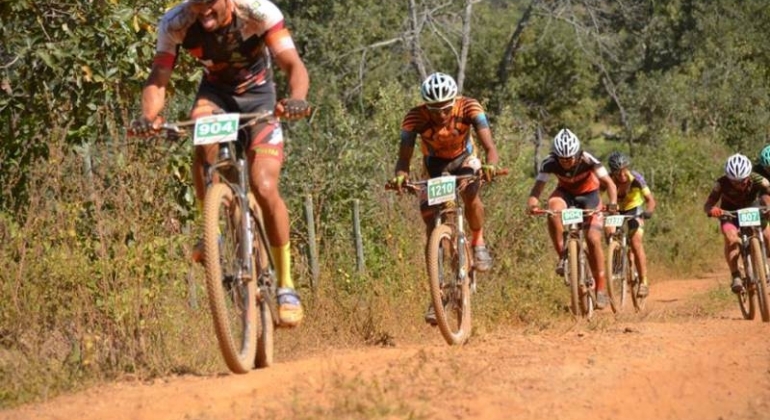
left=400, top=97, right=488, bottom=160
left=153, top=0, right=296, bottom=94
left=753, top=163, right=770, bottom=181
left=615, top=169, right=650, bottom=211
left=535, top=151, right=608, bottom=196
left=713, top=173, right=770, bottom=210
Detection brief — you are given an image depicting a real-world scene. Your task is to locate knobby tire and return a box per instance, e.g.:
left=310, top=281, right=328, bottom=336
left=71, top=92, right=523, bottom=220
left=606, top=240, right=625, bottom=313
left=203, top=184, right=258, bottom=374
left=738, top=246, right=756, bottom=320
left=427, top=224, right=472, bottom=345
left=749, top=237, right=770, bottom=322
left=567, top=239, right=580, bottom=317
left=248, top=193, right=275, bottom=368
left=628, top=256, right=645, bottom=312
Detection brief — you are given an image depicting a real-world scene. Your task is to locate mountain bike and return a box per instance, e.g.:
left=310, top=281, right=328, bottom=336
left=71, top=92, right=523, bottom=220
left=717, top=207, right=770, bottom=322
left=387, top=169, right=506, bottom=345
left=604, top=213, right=646, bottom=312
left=142, top=112, right=280, bottom=372
left=531, top=208, right=599, bottom=318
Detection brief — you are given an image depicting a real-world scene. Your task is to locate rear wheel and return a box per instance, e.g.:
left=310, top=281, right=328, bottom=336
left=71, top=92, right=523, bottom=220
left=427, top=224, right=472, bottom=345
left=606, top=240, right=625, bottom=313
left=737, top=251, right=755, bottom=320
left=203, top=184, right=257, bottom=374
left=248, top=193, right=275, bottom=368
left=749, top=237, right=770, bottom=322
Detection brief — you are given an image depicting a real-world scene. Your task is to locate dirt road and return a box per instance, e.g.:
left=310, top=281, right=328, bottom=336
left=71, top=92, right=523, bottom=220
left=3, top=271, right=770, bottom=420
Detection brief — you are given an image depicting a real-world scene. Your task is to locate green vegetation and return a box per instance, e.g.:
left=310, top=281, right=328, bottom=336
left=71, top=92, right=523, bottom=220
left=1, top=0, right=766, bottom=407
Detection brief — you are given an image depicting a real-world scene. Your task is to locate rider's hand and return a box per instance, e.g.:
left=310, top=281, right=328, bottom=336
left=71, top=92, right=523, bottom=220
left=276, top=98, right=311, bottom=120
left=708, top=207, right=723, bottom=218
left=129, top=116, right=163, bottom=137
left=390, top=174, right=407, bottom=194
left=607, top=203, right=619, bottom=214
left=481, top=164, right=498, bottom=183
left=527, top=205, right=540, bottom=215
left=641, top=210, right=653, bottom=220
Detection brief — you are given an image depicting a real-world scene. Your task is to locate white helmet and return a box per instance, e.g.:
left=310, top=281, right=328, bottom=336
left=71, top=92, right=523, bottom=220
left=553, top=128, right=580, bottom=158
left=420, top=72, right=458, bottom=104
left=724, top=153, right=752, bottom=181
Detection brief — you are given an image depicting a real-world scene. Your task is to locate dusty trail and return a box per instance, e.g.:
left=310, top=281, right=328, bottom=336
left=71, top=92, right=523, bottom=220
left=3, top=272, right=769, bottom=420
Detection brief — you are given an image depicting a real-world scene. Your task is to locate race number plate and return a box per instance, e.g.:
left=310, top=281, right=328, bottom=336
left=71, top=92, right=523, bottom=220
left=193, top=113, right=240, bottom=145
left=737, top=207, right=761, bottom=227
left=561, top=208, right=584, bottom=226
left=604, top=215, right=625, bottom=228
left=427, top=176, right=456, bottom=206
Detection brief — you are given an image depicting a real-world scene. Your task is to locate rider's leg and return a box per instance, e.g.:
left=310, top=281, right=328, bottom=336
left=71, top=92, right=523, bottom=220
left=629, top=228, right=648, bottom=283
left=586, top=222, right=609, bottom=309
left=723, top=225, right=742, bottom=293
left=462, top=185, right=493, bottom=272
left=546, top=196, right=567, bottom=256
left=247, top=123, right=303, bottom=326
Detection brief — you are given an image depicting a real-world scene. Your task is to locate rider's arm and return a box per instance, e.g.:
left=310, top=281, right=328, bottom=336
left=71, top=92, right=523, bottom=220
left=472, top=114, right=499, bottom=166
left=642, top=187, right=657, bottom=214
left=272, top=47, right=309, bottom=101
left=703, top=182, right=722, bottom=213
left=527, top=179, right=547, bottom=209
left=597, top=169, right=618, bottom=206
left=394, top=130, right=416, bottom=177
left=140, top=64, right=172, bottom=122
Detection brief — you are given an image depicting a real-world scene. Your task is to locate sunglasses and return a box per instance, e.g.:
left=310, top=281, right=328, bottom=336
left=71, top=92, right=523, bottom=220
left=557, top=156, right=576, bottom=163
left=426, top=100, right=455, bottom=114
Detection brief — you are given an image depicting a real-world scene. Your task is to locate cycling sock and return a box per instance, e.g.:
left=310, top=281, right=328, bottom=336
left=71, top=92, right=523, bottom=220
left=271, top=243, right=294, bottom=289
left=641, top=276, right=648, bottom=286
left=471, top=228, right=484, bottom=246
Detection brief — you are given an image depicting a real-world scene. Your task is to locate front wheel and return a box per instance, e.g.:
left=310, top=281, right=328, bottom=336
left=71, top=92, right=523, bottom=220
left=567, top=239, right=580, bottom=317
left=427, top=224, right=472, bottom=345
left=628, top=255, right=646, bottom=312
left=749, top=237, right=770, bottom=322
left=203, top=184, right=258, bottom=374
left=606, top=240, right=625, bottom=313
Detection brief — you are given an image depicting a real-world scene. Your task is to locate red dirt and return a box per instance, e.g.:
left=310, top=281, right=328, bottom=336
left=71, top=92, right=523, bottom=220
left=3, top=271, right=769, bottom=420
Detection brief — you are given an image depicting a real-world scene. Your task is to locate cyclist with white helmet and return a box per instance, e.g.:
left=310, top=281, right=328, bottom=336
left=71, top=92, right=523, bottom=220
left=526, top=128, right=618, bottom=309
left=605, top=151, right=657, bottom=298
left=704, top=153, right=770, bottom=293
left=391, top=72, right=500, bottom=325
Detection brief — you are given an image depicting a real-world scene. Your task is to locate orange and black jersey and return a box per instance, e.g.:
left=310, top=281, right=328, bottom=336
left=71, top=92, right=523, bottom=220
left=536, top=151, right=607, bottom=195
left=711, top=173, right=770, bottom=211
left=400, top=96, right=489, bottom=160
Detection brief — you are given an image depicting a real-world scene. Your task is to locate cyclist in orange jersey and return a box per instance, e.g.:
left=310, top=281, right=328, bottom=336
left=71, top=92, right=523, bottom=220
left=130, top=0, right=310, bottom=327
left=704, top=153, right=770, bottom=294
left=526, top=129, right=618, bottom=309
left=604, top=152, right=656, bottom=298
left=390, top=72, right=500, bottom=324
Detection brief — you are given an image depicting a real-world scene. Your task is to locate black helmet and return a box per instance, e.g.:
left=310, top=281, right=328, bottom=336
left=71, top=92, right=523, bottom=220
left=607, top=151, right=630, bottom=173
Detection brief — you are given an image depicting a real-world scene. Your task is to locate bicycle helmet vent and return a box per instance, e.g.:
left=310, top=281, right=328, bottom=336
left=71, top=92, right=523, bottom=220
left=553, top=128, right=580, bottom=158
left=420, top=72, right=458, bottom=104
left=725, top=153, right=752, bottom=181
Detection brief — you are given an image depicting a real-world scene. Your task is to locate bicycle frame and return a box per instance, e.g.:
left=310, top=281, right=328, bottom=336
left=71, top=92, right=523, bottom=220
left=532, top=207, right=597, bottom=317
left=720, top=207, right=770, bottom=322
left=605, top=213, right=641, bottom=312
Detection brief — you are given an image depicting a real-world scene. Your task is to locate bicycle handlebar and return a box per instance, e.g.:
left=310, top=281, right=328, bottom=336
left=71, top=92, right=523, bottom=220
left=384, top=168, right=509, bottom=194
left=128, top=111, right=276, bottom=138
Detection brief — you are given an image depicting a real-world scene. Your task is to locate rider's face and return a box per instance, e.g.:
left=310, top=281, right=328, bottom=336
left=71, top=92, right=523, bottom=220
left=191, top=0, right=228, bottom=32
left=426, top=99, right=455, bottom=124
left=729, top=177, right=750, bottom=191
left=557, top=155, right=577, bottom=170
left=612, top=168, right=630, bottom=183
